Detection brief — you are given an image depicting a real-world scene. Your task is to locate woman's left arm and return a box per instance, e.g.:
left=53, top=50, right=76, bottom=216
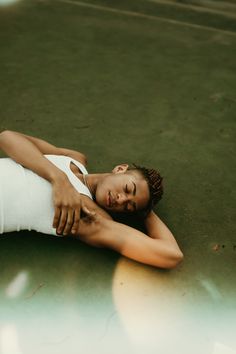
left=77, top=211, right=184, bottom=269
left=144, top=210, right=179, bottom=243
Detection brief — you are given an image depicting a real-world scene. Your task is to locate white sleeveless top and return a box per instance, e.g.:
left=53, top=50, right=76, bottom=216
left=0, top=155, right=93, bottom=236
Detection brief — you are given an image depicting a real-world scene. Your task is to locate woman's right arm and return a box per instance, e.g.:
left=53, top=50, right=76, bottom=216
left=0, top=130, right=87, bottom=165
left=0, top=130, right=86, bottom=235
left=0, top=130, right=67, bottom=182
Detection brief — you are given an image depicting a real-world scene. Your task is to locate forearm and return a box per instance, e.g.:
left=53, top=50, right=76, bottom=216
left=16, top=131, right=63, bottom=155
left=145, top=211, right=178, bottom=244
left=0, top=130, right=65, bottom=183
left=100, top=220, right=179, bottom=268
left=0, top=130, right=86, bottom=165
left=21, top=133, right=86, bottom=164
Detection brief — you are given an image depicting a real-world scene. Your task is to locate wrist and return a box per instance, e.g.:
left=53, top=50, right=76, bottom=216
left=48, top=168, right=68, bottom=185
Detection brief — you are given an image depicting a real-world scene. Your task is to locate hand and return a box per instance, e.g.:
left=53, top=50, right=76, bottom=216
left=52, top=175, right=85, bottom=235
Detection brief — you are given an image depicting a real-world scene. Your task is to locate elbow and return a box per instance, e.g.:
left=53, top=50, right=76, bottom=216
left=154, top=249, right=183, bottom=270
left=0, top=129, right=8, bottom=138
left=76, top=152, right=88, bottom=166
left=77, top=152, right=87, bottom=167
left=0, top=129, right=13, bottom=142
left=0, top=130, right=18, bottom=152
left=81, top=153, right=88, bottom=166
left=0, top=129, right=10, bottom=146
left=165, top=250, right=184, bottom=269
left=0, top=129, right=11, bottom=136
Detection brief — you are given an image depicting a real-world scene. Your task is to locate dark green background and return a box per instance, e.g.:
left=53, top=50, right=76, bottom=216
left=0, top=1, right=235, bottom=353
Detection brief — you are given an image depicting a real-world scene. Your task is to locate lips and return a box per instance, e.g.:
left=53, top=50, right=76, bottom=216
left=107, top=191, right=113, bottom=207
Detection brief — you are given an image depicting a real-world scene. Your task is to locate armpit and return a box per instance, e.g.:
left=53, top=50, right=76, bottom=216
left=76, top=212, right=106, bottom=248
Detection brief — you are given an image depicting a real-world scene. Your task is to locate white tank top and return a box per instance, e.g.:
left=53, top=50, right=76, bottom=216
left=0, top=155, right=92, bottom=236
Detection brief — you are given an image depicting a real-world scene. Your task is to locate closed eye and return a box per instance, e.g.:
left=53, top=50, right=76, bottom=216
left=124, top=183, right=137, bottom=211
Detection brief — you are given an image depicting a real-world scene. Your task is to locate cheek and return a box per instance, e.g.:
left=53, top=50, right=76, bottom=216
left=101, top=177, right=119, bottom=194
left=95, top=176, right=122, bottom=201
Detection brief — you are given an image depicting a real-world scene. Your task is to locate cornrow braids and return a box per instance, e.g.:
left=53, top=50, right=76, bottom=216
left=129, top=164, right=164, bottom=215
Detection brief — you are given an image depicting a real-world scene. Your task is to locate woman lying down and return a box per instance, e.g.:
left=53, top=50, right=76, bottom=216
left=0, top=130, right=183, bottom=269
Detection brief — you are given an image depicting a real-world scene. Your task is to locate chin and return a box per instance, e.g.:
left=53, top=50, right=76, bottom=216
left=95, top=194, right=105, bottom=209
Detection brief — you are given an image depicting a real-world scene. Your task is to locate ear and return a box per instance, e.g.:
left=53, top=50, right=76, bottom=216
left=112, top=164, right=129, bottom=174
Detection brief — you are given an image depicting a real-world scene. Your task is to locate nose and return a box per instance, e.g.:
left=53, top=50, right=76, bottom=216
left=116, top=193, right=128, bottom=205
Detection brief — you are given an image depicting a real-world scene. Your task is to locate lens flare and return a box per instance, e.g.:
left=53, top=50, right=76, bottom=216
left=0, top=0, right=21, bottom=6
left=5, top=271, right=29, bottom=298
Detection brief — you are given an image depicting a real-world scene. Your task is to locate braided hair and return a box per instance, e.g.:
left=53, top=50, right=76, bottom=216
left=129, top=164, right=163, bottom=215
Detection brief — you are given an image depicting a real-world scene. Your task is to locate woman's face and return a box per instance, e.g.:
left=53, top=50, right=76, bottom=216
left=95, top=165, right=150, bottom=213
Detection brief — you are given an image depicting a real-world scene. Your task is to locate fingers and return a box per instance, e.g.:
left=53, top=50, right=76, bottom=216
left=53, top=207, right=61, bottom=229
left=56, top=207, right=70, bottom=235
left=56, top=208, right=81, bottom=236
left=71, top=208, right=80, bottom=235
left=63, top=209, right=75, bottom=236
left=54, top=204, right=96, bottom=236
left=71, top=205, right=95, bottom=235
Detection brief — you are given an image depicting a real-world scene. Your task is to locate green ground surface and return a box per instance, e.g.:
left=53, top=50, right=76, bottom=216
left=0, top=1, right=235, bottom=353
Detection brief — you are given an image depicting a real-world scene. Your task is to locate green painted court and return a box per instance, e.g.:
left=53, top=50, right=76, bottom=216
left=0, top=1, right=236, bottom=353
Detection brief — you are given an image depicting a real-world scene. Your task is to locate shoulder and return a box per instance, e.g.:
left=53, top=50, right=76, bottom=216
left=80, top=195, right=113, bottom=220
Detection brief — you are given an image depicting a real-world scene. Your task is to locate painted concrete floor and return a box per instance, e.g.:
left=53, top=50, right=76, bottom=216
left=0, top=0, right=236, bottom=353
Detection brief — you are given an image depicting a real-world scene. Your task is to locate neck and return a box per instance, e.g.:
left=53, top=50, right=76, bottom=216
left=83, top=173, right=109, bottom=197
